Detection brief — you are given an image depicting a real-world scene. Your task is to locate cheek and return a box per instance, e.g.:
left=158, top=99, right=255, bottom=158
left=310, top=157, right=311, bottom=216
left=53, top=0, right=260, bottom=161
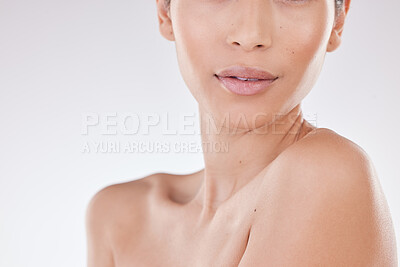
left=281, top=19, right=330, bottom=71
left=276, top=11, right=333, bottom=99
left=172, top=7, right=217, bottom=100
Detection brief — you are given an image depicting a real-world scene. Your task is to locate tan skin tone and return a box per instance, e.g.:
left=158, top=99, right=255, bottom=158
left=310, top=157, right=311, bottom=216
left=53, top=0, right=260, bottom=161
left=86, top=0, right=398, bottom=266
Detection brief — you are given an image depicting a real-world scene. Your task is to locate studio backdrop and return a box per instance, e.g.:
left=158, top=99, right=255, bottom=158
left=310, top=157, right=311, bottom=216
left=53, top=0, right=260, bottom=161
left=0, top=0, right=399, bottom=266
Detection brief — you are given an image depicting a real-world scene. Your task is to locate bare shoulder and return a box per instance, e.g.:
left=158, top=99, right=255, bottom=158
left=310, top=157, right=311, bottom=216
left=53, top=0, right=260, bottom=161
left=86, top=172, right=161, bottom=218
left=85, top=172, right=170, bottom=266
left=240, top=128, right=398, bottom=266
left=263, top=127, right=382, bottom=202
left=283, top=127, right=377, bottom=179
left=86, top=171, right=177, bottom=231
left=86, top=169, right=201, bottom=230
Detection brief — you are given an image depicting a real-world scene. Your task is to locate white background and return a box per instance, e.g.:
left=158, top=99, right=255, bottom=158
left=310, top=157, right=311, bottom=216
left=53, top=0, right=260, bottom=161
left=0, top=0, right=399, bottom=266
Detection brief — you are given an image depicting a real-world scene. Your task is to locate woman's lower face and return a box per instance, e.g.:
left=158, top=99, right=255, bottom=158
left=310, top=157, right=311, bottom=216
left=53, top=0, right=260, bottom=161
left=167, top=0, right=339, bottom=129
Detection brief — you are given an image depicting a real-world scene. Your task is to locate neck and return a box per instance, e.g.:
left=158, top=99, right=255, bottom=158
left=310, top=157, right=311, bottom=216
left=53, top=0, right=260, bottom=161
left=192, top=103, right=313, bottom=219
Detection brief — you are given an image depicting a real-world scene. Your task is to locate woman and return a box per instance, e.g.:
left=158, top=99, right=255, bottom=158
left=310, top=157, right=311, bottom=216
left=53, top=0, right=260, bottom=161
left=86, top=0, right=398, bottom=266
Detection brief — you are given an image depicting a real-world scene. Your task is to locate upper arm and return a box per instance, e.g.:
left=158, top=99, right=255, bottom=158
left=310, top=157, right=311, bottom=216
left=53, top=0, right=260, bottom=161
left=239, top=133, right=398, bottom=266
left=86, top=186, right=116, bottom=267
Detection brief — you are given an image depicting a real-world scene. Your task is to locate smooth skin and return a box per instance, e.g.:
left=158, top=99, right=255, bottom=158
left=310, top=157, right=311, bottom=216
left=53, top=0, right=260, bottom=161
left=86, top=0, right=398, bottom=266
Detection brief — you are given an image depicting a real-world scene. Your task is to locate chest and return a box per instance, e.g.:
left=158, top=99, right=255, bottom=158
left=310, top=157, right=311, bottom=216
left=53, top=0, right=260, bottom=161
left=113, top=202, right=255, bottom=267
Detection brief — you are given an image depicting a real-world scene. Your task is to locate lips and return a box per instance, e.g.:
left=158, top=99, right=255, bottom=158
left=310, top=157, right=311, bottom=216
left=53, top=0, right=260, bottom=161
left=215, top=65, right=279, bottom=96
left=216, top=65, right=278, bottom=80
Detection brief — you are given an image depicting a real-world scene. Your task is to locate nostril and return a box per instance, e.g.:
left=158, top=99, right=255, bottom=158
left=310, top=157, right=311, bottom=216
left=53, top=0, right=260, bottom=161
left=231, top=41, right=265, bottom=50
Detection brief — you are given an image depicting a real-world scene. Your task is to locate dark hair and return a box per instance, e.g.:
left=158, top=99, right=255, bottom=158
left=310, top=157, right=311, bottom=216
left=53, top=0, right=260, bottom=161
left=165, top=0, right=344, bottom=16
left=335, top=0, right=345, bottom=16
left=164, top=0, right=171, bottom=9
